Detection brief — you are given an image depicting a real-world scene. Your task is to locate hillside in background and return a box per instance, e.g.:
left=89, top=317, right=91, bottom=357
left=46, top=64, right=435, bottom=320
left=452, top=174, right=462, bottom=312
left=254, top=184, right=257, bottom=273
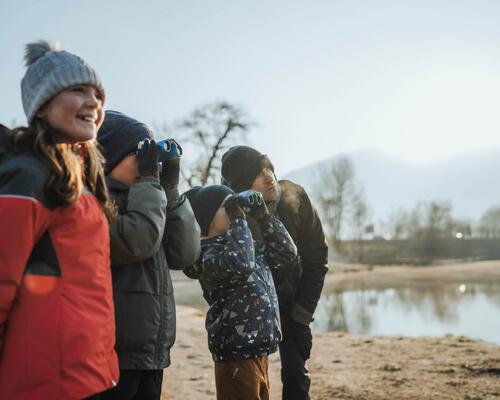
left=285, top=149, right=500, bottom=222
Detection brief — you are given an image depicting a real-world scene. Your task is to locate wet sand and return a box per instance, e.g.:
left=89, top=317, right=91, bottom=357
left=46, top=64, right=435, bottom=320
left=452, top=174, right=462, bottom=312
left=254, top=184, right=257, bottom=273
left=325, top=259, right=500, bottom=291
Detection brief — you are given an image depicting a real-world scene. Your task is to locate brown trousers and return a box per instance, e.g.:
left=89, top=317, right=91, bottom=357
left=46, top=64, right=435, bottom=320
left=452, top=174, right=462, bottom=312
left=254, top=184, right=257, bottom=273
left=214, top=356, right=270, bottom=400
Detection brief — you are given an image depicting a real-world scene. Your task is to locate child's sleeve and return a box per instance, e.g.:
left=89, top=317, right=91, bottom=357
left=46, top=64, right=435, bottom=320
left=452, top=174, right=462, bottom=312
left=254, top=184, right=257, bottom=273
left=200, top=217, right=256, bottom=287
left=260, top=214, right=298, bottom=269
left=109, top=177, right=167, bottom=265
left=0, top=161, right=52, bottom=350
left=183, top=262, right=201, bottom=280
left=161, top=189, right=201, bottom=270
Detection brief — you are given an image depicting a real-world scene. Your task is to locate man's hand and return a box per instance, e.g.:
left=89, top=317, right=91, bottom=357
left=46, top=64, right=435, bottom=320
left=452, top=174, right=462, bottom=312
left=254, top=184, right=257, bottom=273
left=286, top=319, right=313, bottom=360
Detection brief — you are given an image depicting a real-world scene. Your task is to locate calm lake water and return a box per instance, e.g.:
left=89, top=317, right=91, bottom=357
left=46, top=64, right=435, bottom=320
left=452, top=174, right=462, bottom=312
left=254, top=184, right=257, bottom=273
left=172, top=270, right=500, bottom=344
left=312, top=283, right=500, bottom=344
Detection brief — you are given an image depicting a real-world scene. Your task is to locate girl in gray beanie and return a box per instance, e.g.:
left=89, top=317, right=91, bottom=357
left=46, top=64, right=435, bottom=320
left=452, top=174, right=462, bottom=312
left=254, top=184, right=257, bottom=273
left=0, top=40, right=119, bottom=400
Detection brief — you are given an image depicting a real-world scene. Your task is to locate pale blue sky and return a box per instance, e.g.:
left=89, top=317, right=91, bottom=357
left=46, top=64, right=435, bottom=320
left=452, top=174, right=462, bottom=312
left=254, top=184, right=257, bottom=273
left=2, top=0, right=500, bottom=174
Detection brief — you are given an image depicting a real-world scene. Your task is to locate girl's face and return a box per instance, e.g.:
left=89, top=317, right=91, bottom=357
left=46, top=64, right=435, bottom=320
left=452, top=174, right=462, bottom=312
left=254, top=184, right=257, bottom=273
left=207, top=195, right=232, bottom=237
left=37, top=85, right=104, bottom=143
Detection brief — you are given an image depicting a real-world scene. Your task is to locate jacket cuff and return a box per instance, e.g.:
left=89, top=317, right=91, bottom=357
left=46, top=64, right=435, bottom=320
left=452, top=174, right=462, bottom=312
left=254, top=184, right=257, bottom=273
left=257, top=212, right=273, bottom=225
left=138, top=176, right=160, bottom=184
left=165, top=188, right=181, bottom=209
left=290, top=302, right=314, bottom=326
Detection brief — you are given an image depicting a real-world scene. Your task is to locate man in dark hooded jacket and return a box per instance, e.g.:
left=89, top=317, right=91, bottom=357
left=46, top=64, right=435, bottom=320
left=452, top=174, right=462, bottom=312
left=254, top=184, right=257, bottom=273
left=221, top=146, right=328, bottom=400
left=97, top=111, right=201, bottom=400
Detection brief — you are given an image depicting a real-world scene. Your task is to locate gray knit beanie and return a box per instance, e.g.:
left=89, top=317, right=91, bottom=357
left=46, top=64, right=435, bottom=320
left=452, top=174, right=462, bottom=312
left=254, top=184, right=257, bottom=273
left=21, top=40, right=105, bottom=123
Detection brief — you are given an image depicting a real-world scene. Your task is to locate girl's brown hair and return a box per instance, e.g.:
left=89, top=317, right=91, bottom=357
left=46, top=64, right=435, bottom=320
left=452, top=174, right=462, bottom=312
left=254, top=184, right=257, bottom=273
left=4, top=119, right=117, bottom=221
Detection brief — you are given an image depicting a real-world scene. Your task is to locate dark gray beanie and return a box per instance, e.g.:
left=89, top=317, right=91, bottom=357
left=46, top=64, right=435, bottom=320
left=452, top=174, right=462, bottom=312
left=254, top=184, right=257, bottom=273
left=21, top=40, right=104, bottom=123
left=185, top=185, right=234, bottom=236
left=97, top=110, right=154, bottom=175
left=221, top=146, right=274, bottom=192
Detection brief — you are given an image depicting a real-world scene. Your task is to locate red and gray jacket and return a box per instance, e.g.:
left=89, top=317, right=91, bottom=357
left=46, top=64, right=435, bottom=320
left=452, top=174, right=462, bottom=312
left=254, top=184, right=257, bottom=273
left=0, top=154, right=119, bottom=400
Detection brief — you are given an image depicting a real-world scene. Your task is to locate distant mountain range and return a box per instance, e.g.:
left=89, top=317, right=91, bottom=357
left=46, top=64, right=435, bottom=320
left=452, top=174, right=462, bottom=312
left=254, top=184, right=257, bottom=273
left=284, top=149, right=500, bottom=222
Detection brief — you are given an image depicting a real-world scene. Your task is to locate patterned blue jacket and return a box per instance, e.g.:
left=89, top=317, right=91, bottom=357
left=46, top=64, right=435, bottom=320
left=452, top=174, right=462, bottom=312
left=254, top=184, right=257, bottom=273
left=186, top=215, right=297, bottom=361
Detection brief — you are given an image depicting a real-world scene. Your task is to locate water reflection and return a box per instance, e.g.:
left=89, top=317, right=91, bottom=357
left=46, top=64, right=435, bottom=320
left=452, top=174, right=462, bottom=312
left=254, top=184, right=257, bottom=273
left=313, top=283, right=500, bottom=344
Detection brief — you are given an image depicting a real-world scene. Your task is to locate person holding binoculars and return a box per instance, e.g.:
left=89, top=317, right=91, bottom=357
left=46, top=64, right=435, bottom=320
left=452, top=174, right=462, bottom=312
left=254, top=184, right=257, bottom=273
left=184, top=185, right=297, bottom=400
left=96, top=110, right=200, bottom=400
left=221, top=146, right=329, bottom=400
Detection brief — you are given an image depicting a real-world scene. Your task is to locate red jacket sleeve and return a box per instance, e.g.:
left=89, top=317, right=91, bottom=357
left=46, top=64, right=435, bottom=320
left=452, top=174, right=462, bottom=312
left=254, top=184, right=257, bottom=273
left=0, top=162, right=52, bottom=349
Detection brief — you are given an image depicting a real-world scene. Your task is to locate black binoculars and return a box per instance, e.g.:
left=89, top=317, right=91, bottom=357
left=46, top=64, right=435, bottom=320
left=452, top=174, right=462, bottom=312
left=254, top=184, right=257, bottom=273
left=234, top=190, right=264, bottom=210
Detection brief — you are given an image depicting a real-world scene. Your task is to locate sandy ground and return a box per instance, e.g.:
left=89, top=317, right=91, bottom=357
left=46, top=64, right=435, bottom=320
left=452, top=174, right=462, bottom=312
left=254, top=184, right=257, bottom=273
left=162, top=261, right=500, bottom=399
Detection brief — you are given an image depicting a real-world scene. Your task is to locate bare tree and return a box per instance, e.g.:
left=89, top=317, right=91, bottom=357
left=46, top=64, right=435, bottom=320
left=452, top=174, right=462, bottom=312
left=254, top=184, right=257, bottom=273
left=426, top=201, right=454, bottom=238
left=350, top=186, right=369, bottom=241
left=349, top=186, right=370, bottom=261
left=313, top=156, right=356, bottom=245
left=384, top=208, right=409, bottom=240
left=383, top=200, right=457, bottom=241
left=174, top=101, right=251, bottom=186
left=478, top=205, right=500, bottom=238
left=411, top=201, right=454, bottom=240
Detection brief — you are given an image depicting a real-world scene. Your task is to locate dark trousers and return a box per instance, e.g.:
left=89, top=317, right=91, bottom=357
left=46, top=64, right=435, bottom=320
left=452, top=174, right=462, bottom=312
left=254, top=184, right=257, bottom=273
left=100, top=369, right=164, bottom=400
left=279, top=318, right=313, bottom=400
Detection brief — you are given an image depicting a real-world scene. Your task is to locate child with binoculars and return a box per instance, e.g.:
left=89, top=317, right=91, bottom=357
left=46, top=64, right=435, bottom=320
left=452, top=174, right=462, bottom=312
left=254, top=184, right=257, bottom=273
left=185, top=185, right=297, bottom=400
left=96, top=110, right=200, bottom=400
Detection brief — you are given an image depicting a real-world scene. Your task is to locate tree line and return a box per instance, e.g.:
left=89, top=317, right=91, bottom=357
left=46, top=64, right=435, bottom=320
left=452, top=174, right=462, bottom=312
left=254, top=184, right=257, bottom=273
left=311, top=156, right=500, bottom=245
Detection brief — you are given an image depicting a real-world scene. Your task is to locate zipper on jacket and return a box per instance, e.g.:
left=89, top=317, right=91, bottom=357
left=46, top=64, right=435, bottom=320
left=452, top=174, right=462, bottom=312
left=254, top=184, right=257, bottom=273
left=154, top=256, right=166, bottom=367
left=257, top=249, right=279, bottom=346
left=266, top=266, right=279, bottom=344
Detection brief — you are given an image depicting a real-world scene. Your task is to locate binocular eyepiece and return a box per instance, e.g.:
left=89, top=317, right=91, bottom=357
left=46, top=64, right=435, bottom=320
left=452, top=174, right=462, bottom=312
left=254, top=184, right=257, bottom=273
left=138, top=138, right=183, bottom=162
left=235, top=189, right=264, bottom=210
